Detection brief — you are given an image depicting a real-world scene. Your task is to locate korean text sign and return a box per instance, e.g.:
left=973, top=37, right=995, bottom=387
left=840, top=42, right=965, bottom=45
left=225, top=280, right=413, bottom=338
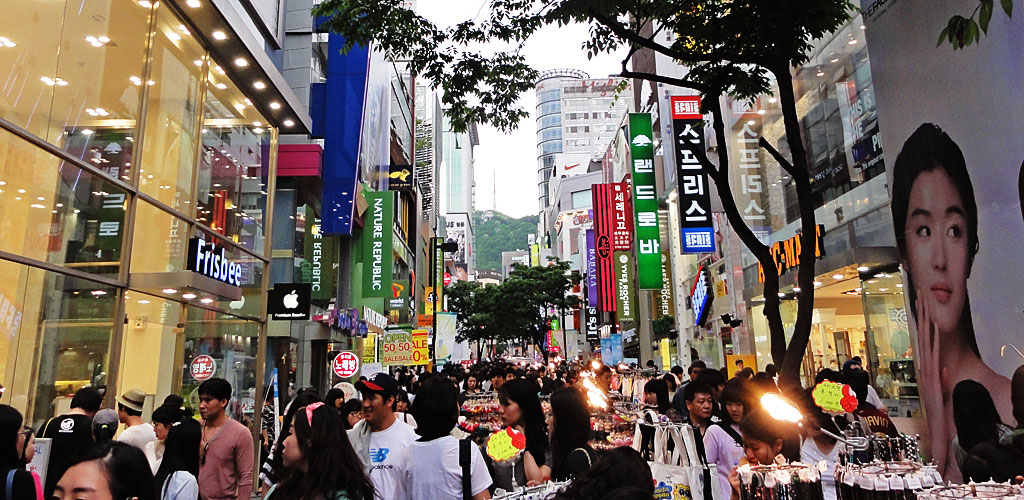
left=627, top=113, right=664, bottom=289
left=671, top=96, right=716, bottom=253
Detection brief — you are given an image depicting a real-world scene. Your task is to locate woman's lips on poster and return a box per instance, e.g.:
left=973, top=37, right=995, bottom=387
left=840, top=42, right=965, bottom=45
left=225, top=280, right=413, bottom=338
left=931, top=284, right=952, bottom=303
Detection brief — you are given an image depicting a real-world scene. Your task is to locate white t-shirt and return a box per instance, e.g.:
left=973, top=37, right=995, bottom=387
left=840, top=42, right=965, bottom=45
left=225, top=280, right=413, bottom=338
left=160, top=470, right=199, bottom=500
left=118, top=422, right=156, bottom=450
left=800, top=438, right=840, bottom=500
left=405, top=436, right=492, bottom=500
left=368, top=419, right=417, bottom=500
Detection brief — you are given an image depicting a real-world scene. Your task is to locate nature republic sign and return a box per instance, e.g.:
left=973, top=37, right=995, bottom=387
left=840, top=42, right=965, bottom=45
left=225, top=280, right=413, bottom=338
left=362, top=191, right=393, bottom=298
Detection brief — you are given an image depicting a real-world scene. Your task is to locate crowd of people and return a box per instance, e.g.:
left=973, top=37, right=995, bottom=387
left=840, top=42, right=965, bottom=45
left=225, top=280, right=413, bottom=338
left=1, top=355, right=1021, bottom=500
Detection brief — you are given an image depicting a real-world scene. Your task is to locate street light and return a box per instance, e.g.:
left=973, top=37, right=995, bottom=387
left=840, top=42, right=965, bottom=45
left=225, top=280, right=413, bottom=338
left=759, top=393, right=870, bottom=451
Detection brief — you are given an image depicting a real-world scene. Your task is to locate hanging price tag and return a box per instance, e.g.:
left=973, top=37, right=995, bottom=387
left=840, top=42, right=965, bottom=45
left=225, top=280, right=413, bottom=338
left=811, top=380, right=858, bottom=414
left=486, top=427, right=526, bottom=463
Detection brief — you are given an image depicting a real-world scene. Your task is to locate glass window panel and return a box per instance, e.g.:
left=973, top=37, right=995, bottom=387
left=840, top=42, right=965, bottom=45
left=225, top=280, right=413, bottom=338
left=0, top=128, right=127, bottom=277
left=138, top=5, right=206, bottom=208
left=0, top=2, right=67, bottom=139
left=49, top=0, right=152, bottom=180
left=129, top=201, right=190, bottom=273
left=190, top=230, right=264, bottom=319
left=198, top=65, right=269, bottom=255
left=120, top=291, right=183, bottom=402
left=181, top=308, right=259, bottom=425
left=0, top=259, right=117, bottom=428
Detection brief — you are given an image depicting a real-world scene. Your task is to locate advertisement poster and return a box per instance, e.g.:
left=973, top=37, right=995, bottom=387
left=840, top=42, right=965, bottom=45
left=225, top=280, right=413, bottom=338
left=585, top=229, right=598, bottom=307
left=862, top=0, right=1024, bottom=480
left=435, top=312, right=468, bottom=364
left=380, top=330, right=413, bottom=366
left=411, top=329, right=430, bottom=365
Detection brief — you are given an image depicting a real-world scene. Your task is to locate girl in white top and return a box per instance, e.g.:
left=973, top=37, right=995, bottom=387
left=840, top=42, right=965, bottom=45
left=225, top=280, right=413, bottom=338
left=154, top=419, right=201, bottom=500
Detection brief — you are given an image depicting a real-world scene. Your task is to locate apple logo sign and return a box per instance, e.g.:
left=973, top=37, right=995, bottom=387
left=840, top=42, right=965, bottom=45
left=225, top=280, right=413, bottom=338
left=283, top=290, right=299, bottom=309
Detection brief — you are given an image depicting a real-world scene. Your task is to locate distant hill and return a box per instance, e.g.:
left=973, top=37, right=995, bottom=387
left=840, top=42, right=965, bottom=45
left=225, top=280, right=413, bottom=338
left=473, top=210, right=538, bottom=271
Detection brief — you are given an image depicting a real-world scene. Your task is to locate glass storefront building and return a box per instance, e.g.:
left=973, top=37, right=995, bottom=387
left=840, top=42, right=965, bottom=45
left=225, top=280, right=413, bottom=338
left=0, top=0, right=305, bottom=430
left=710, top=13, right=920, bottom=417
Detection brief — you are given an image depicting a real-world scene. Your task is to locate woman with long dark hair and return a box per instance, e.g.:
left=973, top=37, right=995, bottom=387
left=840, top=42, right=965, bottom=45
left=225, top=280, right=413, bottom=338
left=54, top=441, right=155, bottom=500
left=704, top=379, right=748, bottom=498
left=552, top=447, right=653, bottom=500
left=642, top=378, right=682, bottom=422
left=548, top=387, right=596, bottom=481
left=0, top=405, right=38, bottom=499
left=267, top=402, right=374, bottom=500
left=487, top=379, right=550, bottom=490
left=891, top=123, right=1012, bottom=479
left=952, top=379, right=1013, bottom=476
left=154, top=419, right=200, bottom=500
left=259, top=391, right=321, bottom=494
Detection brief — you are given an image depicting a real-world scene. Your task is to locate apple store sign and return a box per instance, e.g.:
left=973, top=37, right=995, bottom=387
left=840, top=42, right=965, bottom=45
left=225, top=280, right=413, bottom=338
left=268, top=283, right=312, bottom=320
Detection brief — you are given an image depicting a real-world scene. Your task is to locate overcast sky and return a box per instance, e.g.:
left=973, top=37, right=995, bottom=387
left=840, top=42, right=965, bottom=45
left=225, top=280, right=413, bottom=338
left=415, top=0, right=626, bottom=219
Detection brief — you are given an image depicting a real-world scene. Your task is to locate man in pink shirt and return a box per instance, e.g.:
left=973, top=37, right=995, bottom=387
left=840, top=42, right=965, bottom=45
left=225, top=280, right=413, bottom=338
left=197, top=378, right=253, bottom=500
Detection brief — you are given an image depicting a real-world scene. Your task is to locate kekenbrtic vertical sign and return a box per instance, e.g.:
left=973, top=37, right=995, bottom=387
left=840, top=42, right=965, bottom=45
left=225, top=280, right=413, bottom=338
left=362, top=191, right=393, bottom=298
left=671, top=96, right=716, bottom=253
left=627, top=113, right=664, bottom=289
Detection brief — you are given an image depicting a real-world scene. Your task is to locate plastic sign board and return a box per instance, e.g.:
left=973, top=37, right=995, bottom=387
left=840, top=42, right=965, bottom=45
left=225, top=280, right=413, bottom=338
left=362, top=333, right=378, bottom=364
left=627, top=113, right=665, bottom=289
left=443, top=272, right=452, bottom=286
left=186, top=237, right=242, bottom=287
left=190, top=355, right=216, bottom=381
left=332, top=351, right=360, bottom=378
left=691, top=265, right=713, bottom=328
left=268, top=283, right=312, bottom=320
left=670, top=96, right=716, bottom=254
left=362, top=191, right=394, bottom=298
left=486, top=427, right=527, bottom=462
left=592, top=183, right=631, bottom=313
left=388, top=164, right=414, bottom=190
left=381, top=330, right=414, bottom=365
left=812, top=380, right=858, bottom=414
left=613, top=251, right=636, bottom=323
left=302, top=214, right=335, bottom=301
left=586, top=229, right=598, bottom=307
left=411, top=329, right=430, bottom=365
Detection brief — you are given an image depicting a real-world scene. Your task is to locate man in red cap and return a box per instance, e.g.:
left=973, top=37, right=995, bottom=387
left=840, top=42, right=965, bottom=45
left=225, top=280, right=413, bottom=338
left=349, top=372, right=417, bottom=499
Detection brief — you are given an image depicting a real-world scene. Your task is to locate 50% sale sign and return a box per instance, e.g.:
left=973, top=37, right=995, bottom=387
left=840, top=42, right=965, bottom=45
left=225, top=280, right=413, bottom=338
left=380, top=329, right=430, bottom=366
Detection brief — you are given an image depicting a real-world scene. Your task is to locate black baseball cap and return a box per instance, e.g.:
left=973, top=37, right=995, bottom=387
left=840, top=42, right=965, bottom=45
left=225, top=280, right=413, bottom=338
left=355, top=372, right=399, bottom=397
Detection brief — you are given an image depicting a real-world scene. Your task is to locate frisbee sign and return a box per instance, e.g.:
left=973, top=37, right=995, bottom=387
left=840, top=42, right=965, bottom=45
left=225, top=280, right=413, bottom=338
left=190, top=355, right=216, bottom=381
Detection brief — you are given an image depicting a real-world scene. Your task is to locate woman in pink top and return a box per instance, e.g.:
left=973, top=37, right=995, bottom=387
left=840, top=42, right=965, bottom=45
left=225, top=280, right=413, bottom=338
left=703, top=379, right=749, bottom=498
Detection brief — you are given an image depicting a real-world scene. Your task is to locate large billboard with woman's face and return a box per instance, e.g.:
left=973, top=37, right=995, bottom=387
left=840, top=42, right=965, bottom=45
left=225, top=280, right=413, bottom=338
left=861, top=0, right=1024, bottom=482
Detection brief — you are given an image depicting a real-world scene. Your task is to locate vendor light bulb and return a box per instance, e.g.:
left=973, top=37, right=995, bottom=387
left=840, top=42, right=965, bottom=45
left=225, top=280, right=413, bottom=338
left=761, top=393, right=802, bottom=423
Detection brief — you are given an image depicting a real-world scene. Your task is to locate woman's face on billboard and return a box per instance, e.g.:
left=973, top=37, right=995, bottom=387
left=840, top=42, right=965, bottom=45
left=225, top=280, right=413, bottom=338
left=904, top=168, right=970, bottom=333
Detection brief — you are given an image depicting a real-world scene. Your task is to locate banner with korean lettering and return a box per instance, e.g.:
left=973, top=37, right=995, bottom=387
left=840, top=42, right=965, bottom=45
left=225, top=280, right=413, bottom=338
left=591, top=184, right=616, bottom=313
left=627, top=113, right=664, bottom=289
left=728, top=102, right=771, bottom=244
left=613, top=251, right=636, bottom=322
left=362, top=191, right=393, bottom=298
left=671, top=96, right=716, bottom=253
left=303, top=212, right=335, bottom=301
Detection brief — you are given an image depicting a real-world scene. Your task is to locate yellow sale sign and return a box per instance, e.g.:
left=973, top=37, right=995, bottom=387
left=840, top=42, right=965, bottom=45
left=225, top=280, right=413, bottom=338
left=411, top=329, right=430, bottom=365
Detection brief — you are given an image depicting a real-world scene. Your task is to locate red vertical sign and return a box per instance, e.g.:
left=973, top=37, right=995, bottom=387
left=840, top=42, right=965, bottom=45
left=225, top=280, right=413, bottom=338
left=592, top=184, right=619, bottom=313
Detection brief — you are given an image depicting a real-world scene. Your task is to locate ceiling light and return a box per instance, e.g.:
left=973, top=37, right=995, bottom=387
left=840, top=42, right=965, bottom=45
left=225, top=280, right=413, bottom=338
left=813, top=281, right=822, bottom=287
left=857, top=266, right=870, bottom=272
left=193, top=59, right=204, bottom=67
left=896, top=283, right=903, bottom=288
left=81, top=129, right=94, bottom=135
left=212, top=31, right=227, bottom=40
left=234, top=103, right=245, bottom=112
left=138, top=0, right=153, bottom=7
left=178, top=25, right=191, bottom=35
left=244, top=98, right=252, bottom=105
left=816, top=70, right=825, bottom=77
left=252, top=121, right=262, bottom=127
left=167, top=32, right=181, bottom=41
left=269, top=102, right=281, bottom=110
left=138, top=299, right=151, bottom=304
left=768, top=97, right=777, bottom=104
left=130, top=76, right=142, bottom=85
left=830, top=58, right=839, bottom=63
left=215, top=83, right=227, bottom=90
left=182, top=293, right=197, bottom=299
left=777, top=292, right=786, bottom=298
left=283, top=119, right=294, bottom=127
left=879, top=288, right=888, bottom=292
left=186, top=0, right=200, bottom=6
left=746, top=120, right=755, bottom=125
left=234, top=57, right=248, bottom=67
left=848, top=39, right=858, bottom=45
left=253, top=127, right=264, bottom=134
left=793, top=287, right=801, bottom=292
left=253, top=81, right=265, bottom=90
left=0, top=37, right=15, bottom=48
left=756, top=109, right=765, bottom=115
left=831, top=274, right=844, bottom=280
left=147, top=80, right=155, bottom=86
left=215, top=65, right=225, bottom=74
left=91, top=290, right=107, bottom=296
left=162, top=288, right=178, bottom=294
left=200, top=297, right=214, bottom=304
left=40, top=77, right=55, bottom=86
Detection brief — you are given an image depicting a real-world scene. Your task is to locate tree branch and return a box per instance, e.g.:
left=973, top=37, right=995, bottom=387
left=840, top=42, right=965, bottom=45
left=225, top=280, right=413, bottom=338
left=618, top=67, right=712, bottom=95
left=757, top=137, right=798, bottom=179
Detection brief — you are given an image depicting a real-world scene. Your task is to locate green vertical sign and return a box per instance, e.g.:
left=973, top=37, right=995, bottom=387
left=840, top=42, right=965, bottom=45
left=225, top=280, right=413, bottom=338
left=627, top=113, right=664, bottom=289
left=362, top=191, right=394, bottom=298
left=304, top=210, right=336, bottom=300
left=613, top=251, right=636, bottom=322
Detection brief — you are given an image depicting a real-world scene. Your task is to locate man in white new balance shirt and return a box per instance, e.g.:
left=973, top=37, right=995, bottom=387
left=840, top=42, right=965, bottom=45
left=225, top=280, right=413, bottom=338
left=348, top=373, right=417, bottom=499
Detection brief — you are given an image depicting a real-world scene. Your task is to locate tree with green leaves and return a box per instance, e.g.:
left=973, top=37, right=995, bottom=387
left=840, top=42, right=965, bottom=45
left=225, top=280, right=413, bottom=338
left=314, top=0, right=857, bottom=385
left=939, top=0, right=1013, bottom=49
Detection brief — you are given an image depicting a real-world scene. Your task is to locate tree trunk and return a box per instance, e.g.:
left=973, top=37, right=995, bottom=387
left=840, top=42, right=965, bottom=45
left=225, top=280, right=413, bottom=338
left=772, top=62, right=820, bottom=388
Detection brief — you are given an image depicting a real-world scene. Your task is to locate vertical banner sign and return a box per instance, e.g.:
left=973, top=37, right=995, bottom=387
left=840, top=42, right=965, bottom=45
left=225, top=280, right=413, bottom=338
left=303, top=214, right=335, bottom=301
left=611, top=182, right=633, bottom=251
left=729, top=101, right=770, bottom=244
left=431, top=237, right=444, bottom=312
left=671, top=96, right=716, bottom=253
left=656, top=252, right=675, bottom=318
left=362, top=333, right=378, bottom=364
left=591, top=184, right=617, bottom=313
left=362, top=191, right=393, bottom=298
left=411, top=329, right=430, bottom=365
left=627, top=113, right=664, bottom=289
left=585, top=229, right=598, bottom=307
left=613, top=251, right=636, bottom=322
left=585, top=306, right=599, bottom=341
